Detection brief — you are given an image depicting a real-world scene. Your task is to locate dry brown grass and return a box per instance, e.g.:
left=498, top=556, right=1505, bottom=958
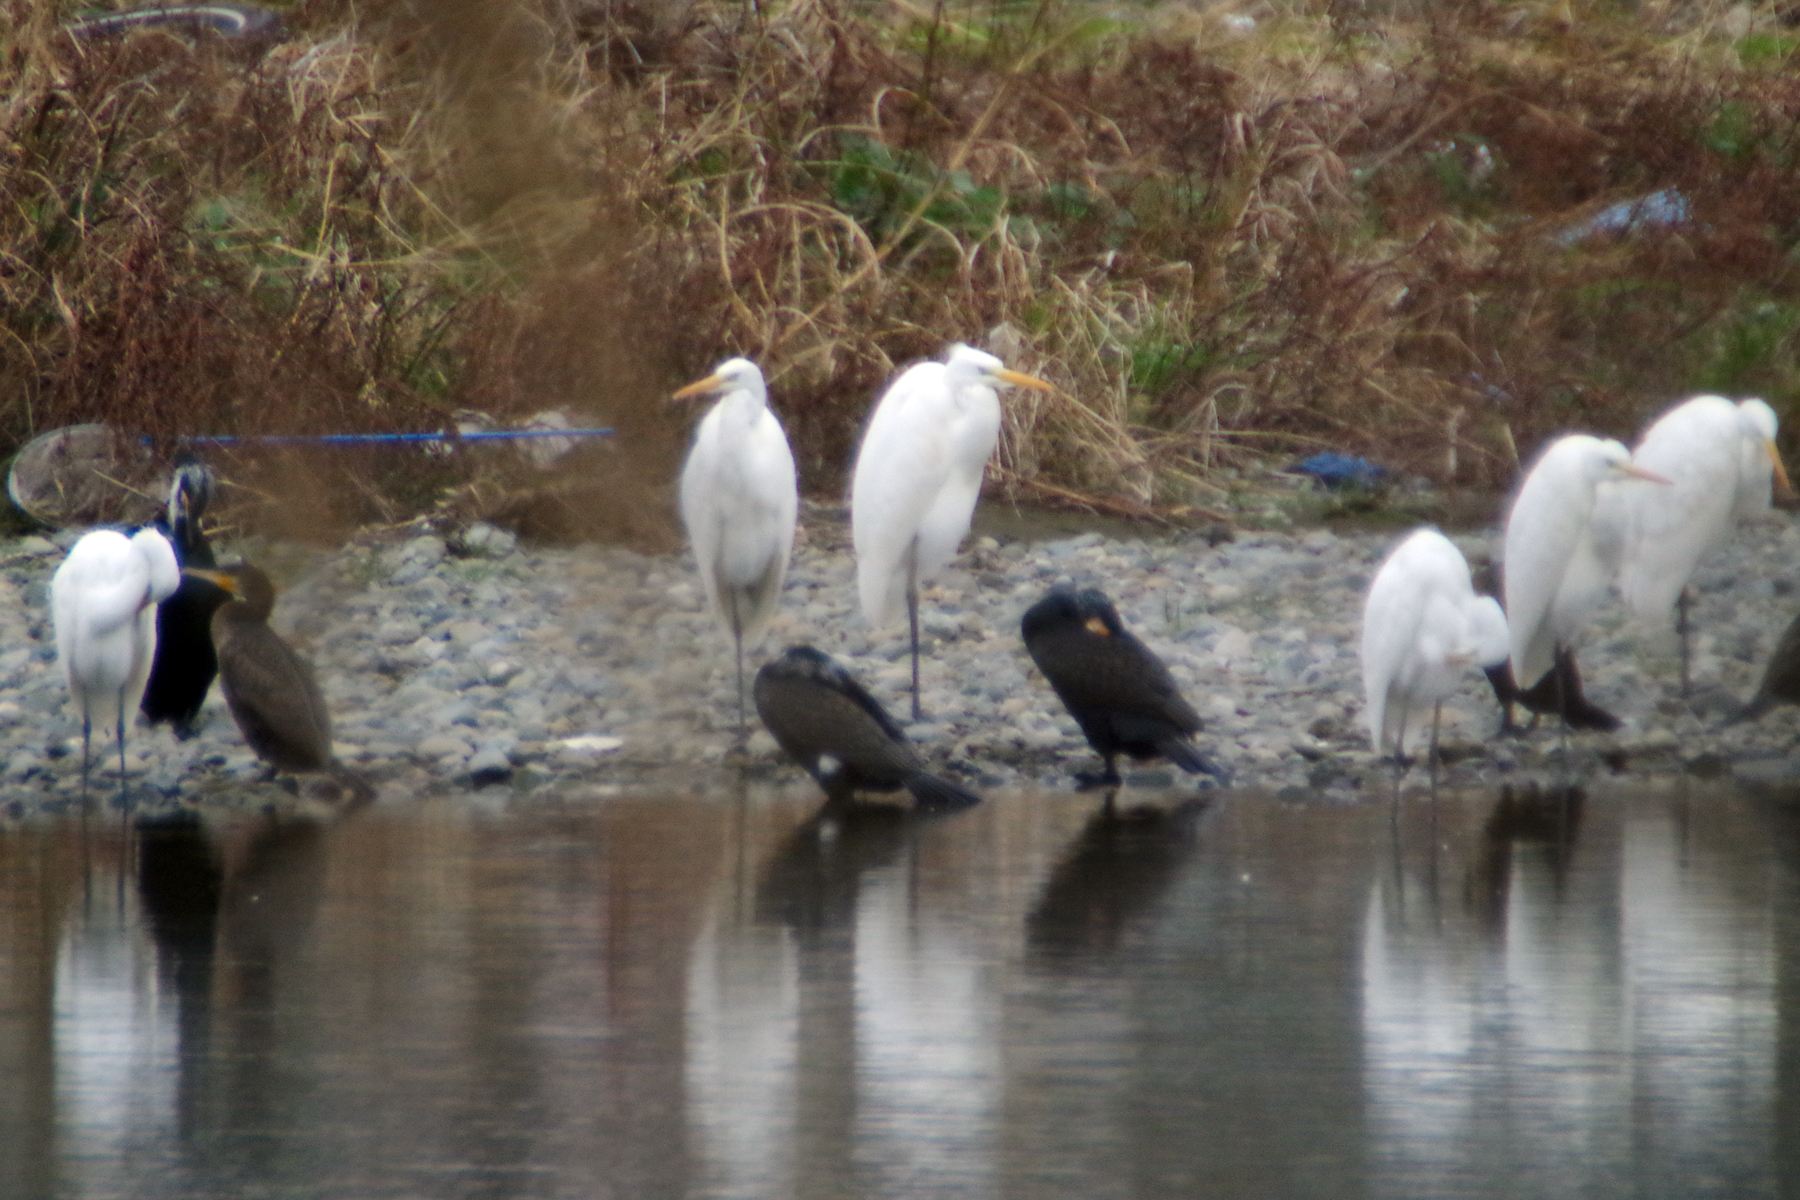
left=4, top=0, right=1800, bottom=536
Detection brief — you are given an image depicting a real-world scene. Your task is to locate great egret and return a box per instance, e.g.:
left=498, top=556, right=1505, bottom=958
left=1503, top=434, right=1668, bottom=713
left=51, top=526, right=181, bottom=796
left=186, top=562, right=332, bottom=776
left=851, top=342, right=1052, bottom=719
left=1727, top=605, right=1800, bottom=724
left=1593, top=395, right=1789, bottom=692
left=1360, top=527, right=1510, bottom=763
left=673, top=357, right=798, bottom=735
left=753, top=645, right=981, bottom=810
left=142, top=453, right=231, bottom=738
left=1021, top=585, right=1230, bottom=791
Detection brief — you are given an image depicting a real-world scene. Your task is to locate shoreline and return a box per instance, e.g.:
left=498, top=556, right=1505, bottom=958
left=2, top=502, right=1798, bottom=817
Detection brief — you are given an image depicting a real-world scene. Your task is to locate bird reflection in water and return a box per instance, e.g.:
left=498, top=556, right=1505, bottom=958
left=1468, top=783, right=1585, bottom=928
left=133, top=805, right=343, bottom=1135
left=1027, top=798, right=1209, bottom=962
left=754, top=803, right=917, bottom=943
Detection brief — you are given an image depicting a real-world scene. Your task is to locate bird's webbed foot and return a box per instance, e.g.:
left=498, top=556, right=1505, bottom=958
left=1074, top=767, right=1124, bottom=792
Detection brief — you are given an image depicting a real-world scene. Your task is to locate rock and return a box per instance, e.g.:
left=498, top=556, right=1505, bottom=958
left=467, top=746, right=514, bottom=786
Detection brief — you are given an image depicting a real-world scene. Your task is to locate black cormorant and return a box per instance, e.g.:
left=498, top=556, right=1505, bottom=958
left=1021, top=585, right=1230, bottom=789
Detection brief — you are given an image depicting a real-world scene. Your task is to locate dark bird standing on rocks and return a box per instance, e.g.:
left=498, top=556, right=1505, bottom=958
left=753, top=645, right=981, bottom=810
left=142, top=454, right=232, bottom=739
left=1469, top=560, right=1620, bottom=734
left=187, top=562, right=335, bottom=776
left=1022, top=585, right=1230, bottom=790
left=1727, top=605, right=1800, bottom=724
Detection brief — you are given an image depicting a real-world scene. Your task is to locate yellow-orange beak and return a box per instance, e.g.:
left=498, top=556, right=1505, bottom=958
left=183, top=567, right=239, bottom=595
left=996, top=368, right=1053, bottom=391
left=1083, top=616, right=1111, bottom=637
left=670, top=373, right=727, bottom=404
left=1620, top=463, right=1672, bottom=485
left=1766, top=439, right=1792, bottom=495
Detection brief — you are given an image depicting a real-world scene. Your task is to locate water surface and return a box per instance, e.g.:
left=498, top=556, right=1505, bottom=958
left=2, top=781, right=1797, bottom=1199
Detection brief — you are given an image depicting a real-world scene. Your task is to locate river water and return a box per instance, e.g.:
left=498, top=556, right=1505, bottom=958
left=2, top=780, right=1797, bottom=1199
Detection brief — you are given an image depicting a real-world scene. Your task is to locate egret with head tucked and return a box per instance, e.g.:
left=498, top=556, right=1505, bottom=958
left=1361, top=527, right=1510, bottom=763
left=52, top=526, right=181, bottom=797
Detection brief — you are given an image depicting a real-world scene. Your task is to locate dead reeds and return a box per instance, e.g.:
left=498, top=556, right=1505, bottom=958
left=4, top=0, right=1799, bottom=535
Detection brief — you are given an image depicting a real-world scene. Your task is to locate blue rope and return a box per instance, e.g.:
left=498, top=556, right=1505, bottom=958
left=188, top=428, right=614, bottom=446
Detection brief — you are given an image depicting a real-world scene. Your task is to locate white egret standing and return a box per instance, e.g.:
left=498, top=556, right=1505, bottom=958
left=51, top=527, right=181, bottom=797
left=851, top=343, right=1052, bottom=719
left=1361, top=527, right=1510, bottom=764
left=1503, top=435, right=1669, bottom=721
left=674, top=357, right=799, bottom=734
left=1592, top=395, right=1789, bottom=693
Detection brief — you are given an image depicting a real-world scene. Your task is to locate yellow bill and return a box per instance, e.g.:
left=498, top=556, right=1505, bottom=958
left=670, top=373, right=727, bottom=402
left=183, top=567, right=239, bottom=595
left=1766, top=439, right=1792, bottom=494
left=1620, top=463, right=1672, bottom=485
left=997, top=368, right=1053, bottom=391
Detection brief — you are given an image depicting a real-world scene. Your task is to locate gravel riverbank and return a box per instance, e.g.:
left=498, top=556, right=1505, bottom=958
left=3, top=502, right=1799, bottom=816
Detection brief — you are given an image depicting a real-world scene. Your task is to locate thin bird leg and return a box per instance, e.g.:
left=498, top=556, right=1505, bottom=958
left=1428, top=703, right=1442, bottom=792
left=1553, top=650, right=1571, bottom=761
left=80, top=715, right=92, bottom=804
left=732, top=624, right=747, bottom=747
left=1677, top=587, right=1693, bottom=698
left=907, top=578, right=922, bottom=723
left=116, top=700, right=129, bottom=811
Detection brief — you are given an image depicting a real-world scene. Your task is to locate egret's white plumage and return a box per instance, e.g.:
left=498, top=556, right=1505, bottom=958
left=51, top=527, right=181, bottom=790
left=1360, top=527, right=1509, bottom=757
left=674, top=357, right=799, bottom=728
left=1592, top=395, right=1787, bottom=626
left=850, top=343, right=1052, bottom=717
left=1503, top=434, right=1667, bottom=693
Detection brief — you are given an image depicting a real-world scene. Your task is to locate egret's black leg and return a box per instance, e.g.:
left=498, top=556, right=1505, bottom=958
left=907, top=581, right=922, bottom=722
left=1428, top=703, right=1443, bottom=791
left=80, top=715, right=93, bottom=803
left=733, top=624, right=747, bottom=746
left=1677, top=587, right=1693, bottom=698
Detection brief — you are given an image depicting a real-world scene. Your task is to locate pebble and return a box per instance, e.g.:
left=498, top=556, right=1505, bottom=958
left=4, top=504, right=1800, bottom=815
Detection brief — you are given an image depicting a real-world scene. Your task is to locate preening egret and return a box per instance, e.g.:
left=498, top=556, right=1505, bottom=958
left=51, top=526, right=181, bottom=796
left=1593, top=395, right=1789, bottom=692
left=851, top=343, right=1052, bottom=719
left=1021, top=585, right=1230, bottom=791
left=1360, top=528, right=1510, bottom=762
left=673, top=357, right=799, bottom=735
left=1469, top=558, right=1621, bottom=734
left=753, top=645, right=982, bottom=810
left=142, top=453, right=230, bottom=738
left=186, top=562, right=332, bottom=776
left=1502, top=435, right=1669, bottom=712
left=1728, top=605, right=1800, bottom=724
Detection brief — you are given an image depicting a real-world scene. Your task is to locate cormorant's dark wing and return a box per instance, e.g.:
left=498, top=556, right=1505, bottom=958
left=1026, top=625, right=1203, bottom=734
left=217, top=625, right=332, bottom=771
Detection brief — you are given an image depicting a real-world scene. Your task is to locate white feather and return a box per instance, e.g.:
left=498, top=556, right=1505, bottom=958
left=677, top=358, right=799, bottom=650
left=851, top=344, right=1018, bottom=629
left=1360, top=527, right=1508, bottom=756
left=1503, top=434, right=1652, bottom=690
left=51, top=527, right=180, bottom=742
left=1603, top=395, right=1781, bottom=626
